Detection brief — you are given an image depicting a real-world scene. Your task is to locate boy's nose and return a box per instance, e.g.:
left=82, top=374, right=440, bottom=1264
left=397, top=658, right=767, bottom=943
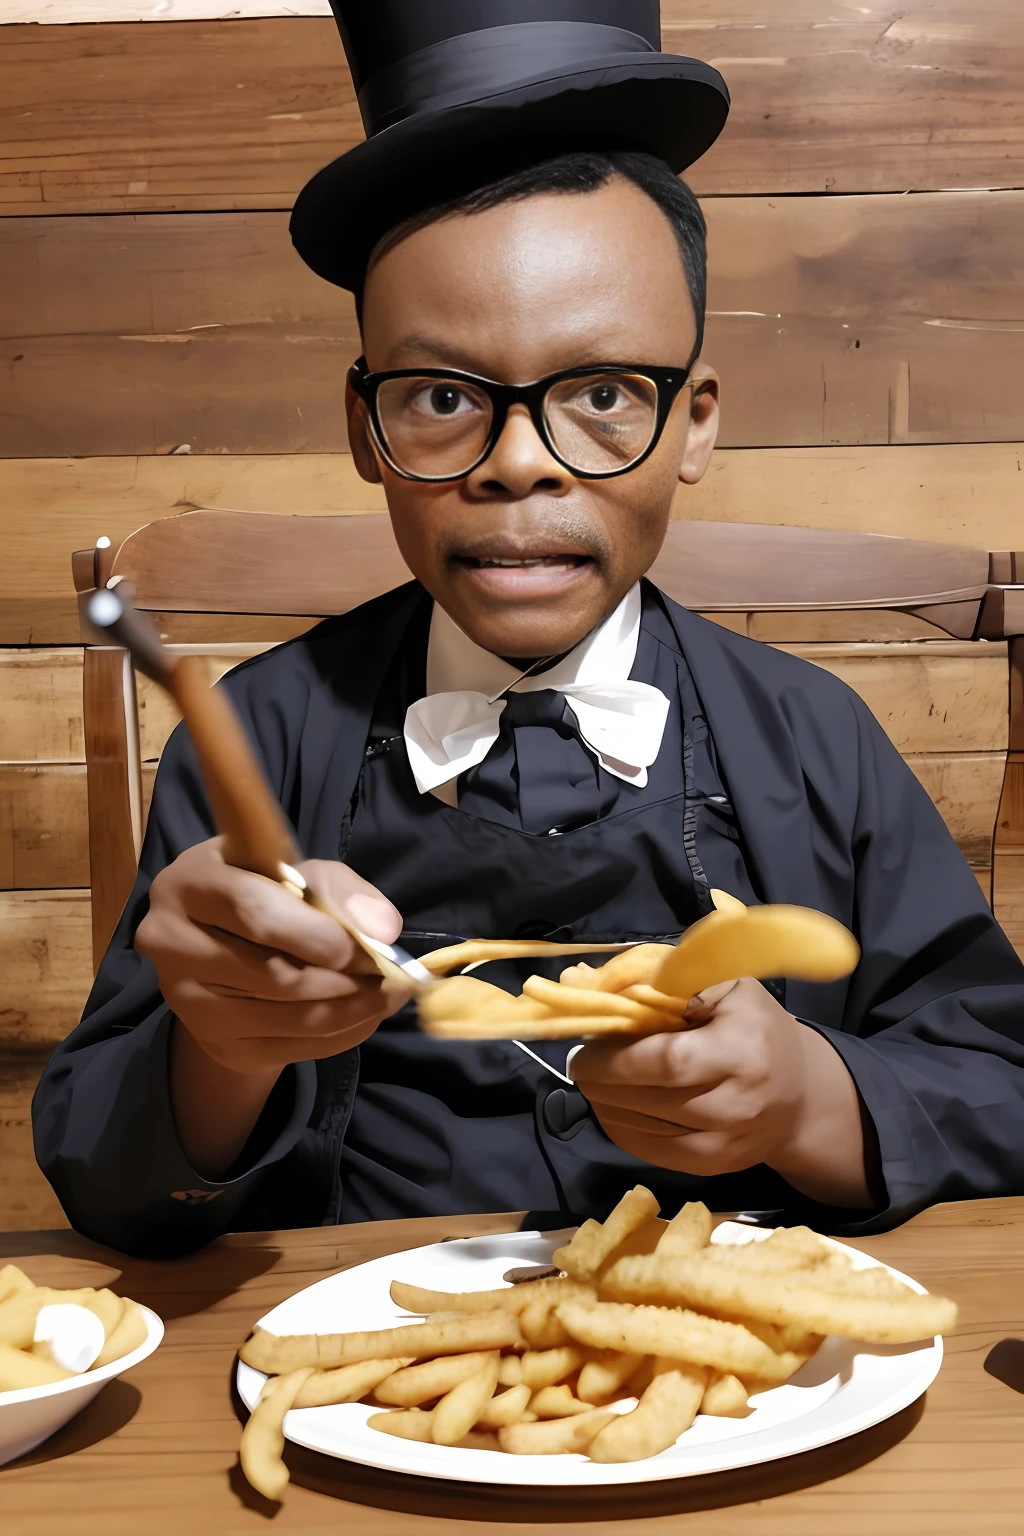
left=466, top=404, right=575, bottom=499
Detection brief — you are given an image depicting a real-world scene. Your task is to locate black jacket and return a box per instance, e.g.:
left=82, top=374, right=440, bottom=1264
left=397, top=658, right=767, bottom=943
left=33, top=583, right=1024, bottom=1255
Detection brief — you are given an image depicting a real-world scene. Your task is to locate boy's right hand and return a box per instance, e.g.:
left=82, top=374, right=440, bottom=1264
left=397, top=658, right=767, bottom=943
left=136, top=836, right=406, bottom=1077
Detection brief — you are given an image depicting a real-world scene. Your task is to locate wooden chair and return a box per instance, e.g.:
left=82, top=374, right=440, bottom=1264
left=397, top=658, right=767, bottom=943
left=73, top=511, right=1024, bottom=969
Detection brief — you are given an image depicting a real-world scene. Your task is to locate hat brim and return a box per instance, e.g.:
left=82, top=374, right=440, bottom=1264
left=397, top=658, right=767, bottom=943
left=290, top=55, right=729, bottom=290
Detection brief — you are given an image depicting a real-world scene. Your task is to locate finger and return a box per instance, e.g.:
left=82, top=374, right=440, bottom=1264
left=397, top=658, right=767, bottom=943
left=581, top=1079, right=762, bottom=1135
left=167, top=980, right=387, bottom=1043
left=595, top=1120, right=748, bottom=1178
left=143, top=912, right=363, bottom=1003
left=684, top=977, right=740, bottom=1022
left=297, top=860, right=403, bottom=945
left=178, top=860, right=359, bottom=971
left=570, top=1023, right=734, bottom=1091
left=684, top=983, right=739, bottom=1019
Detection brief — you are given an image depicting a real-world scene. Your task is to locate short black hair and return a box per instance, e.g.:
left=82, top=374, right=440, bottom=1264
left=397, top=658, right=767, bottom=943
left=359, top=150, right=707, bottom=359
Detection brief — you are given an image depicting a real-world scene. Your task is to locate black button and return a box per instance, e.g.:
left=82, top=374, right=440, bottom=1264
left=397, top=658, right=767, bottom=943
left=542, top=1088, right=590, bottom=1140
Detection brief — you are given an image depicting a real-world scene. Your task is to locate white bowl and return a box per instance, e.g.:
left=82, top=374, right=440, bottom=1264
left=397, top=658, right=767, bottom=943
left=0, top=1304, right=163, bottom=1467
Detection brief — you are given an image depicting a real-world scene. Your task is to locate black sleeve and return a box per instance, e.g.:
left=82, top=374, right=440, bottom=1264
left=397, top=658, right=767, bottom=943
left=32, top=712, right=320, bottom=1258
left=792, top=694, right=1024, bottom=1234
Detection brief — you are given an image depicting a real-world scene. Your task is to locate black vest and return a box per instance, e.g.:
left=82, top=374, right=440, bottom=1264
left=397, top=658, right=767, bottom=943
left=340, top=586, right=779, bottom=1224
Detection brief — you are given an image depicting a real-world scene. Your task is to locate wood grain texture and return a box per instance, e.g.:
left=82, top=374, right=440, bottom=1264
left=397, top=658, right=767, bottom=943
left=0, top=889, right=92, bottom=1052
left=0, top=753, right=999, bottom=892
left=6, top=192, right=1024, bottom=457
left=1, top=1200, right=1023, bottom=1533
left=0, top=641, right=1010, bottom=766
left=3, top=3, right=1023, bottom=215
left=0, top=1058, right=68, bottom=1233
left=6, top=444, right=1024, bottom=646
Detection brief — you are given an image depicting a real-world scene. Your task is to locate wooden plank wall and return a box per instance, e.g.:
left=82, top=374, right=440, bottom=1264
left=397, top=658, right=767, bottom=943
left=2, top=0, right=1023, bottom=1228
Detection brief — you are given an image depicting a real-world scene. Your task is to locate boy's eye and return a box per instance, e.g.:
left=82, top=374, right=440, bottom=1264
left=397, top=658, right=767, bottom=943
left=586, top=384, right=622, bottom=412
left=412, top=383, right=476, bottom=416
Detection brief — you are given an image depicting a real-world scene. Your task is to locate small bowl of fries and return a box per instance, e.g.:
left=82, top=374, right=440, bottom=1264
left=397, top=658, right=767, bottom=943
left=0, top=1264, right=162, bottom=1467
left=235, top=1186, right=956, bottom=1499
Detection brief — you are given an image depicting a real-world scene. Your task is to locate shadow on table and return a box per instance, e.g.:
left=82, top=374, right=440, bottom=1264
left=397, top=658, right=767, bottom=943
left=228, top=1391, right=925, bottom=1523
left=1, top=1381, right=142, bottom=1475
left=0, top=1230, right=282, bottom=1322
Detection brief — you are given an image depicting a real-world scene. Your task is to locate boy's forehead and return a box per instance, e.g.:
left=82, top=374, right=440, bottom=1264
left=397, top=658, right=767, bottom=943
left=361, top=178, right=696, bottom=371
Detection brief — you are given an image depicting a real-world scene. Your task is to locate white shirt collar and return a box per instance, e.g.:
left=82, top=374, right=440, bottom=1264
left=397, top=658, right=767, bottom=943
left=404, top=584, right=671, bottom=798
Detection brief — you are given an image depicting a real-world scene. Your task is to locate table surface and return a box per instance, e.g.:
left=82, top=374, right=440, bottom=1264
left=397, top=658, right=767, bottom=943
left=1, top=1199, right=1022, bottom=1535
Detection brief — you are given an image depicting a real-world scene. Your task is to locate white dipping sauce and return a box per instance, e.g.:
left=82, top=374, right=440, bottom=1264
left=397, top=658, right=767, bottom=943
left=33, top=1303, right=105, bottom=1374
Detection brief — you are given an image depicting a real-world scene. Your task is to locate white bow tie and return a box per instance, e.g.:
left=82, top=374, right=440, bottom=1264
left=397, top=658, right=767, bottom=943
left=404, top=679, right=671, bottom=795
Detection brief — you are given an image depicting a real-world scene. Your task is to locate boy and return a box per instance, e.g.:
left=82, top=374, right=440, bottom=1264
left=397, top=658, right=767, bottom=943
left=35, top=3, right=1024, bottom=1255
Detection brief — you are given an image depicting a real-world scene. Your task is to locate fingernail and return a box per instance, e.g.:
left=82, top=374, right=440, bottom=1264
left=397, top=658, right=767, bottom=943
left=565, top=1044, right=585, bottom=1081
left=345, top=894, right=401, bottom=941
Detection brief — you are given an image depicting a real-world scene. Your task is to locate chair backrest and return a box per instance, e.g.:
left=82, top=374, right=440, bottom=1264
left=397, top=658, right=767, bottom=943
left=73, top=509, right=1023, bottom=967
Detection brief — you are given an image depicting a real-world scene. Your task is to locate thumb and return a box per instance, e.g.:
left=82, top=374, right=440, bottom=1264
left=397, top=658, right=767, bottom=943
left=683, top=976, right=740, bottom=1021
left=297, top=859, right=403, bottom=944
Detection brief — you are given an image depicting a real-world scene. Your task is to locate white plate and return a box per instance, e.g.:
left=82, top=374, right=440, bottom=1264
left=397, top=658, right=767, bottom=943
left=236, top=1226, right=941, bottom=1487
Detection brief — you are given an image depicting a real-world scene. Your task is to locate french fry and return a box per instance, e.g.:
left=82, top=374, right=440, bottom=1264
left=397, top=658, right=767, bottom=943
left=240, top=1310, right=521, bottom=1374
left=710, top=889, right=747, bottom=915
left=519, top=1297, right=572, bottom=1350
left=0, top=1265, right=34, bottom=1306
left=497, top=1354, right=523, bottom=1386
left=239, top=1366, right=313, bottom=1502
left=391, top=1276, right=594, bottom=1318
left=366, top=1408, right=436, bottom=1444
left=654, top=1201, right=713, bottom=1260
left=432, top=1354, right=500, bottom=1446
left=418, top=939, right=635, bottom=975
left=556, top=1301, right=810, bottom=1383
left=601, top=1255, right=956, bottom=1345
left=588, top=1361, right=707, bottom=1463
left=424, top=1011, right=641, bottom=1041
left=519, top=1346, right=589, bottom=1391
left=528, top=1384, right=596, bottom=1418
left=597, top=1216, right=669, bottom=1273
left=476, top=1383, right=532, bottom=1428
left=0, top=1338, right=74, bottom=1391
left=94, top=1299, right=148, bottom=1368
left=592, top=945, right=676, bottom=992
left=498, top=1407, right=618, bottom=1456
left=522, top=976, right=675, bottom=1025
left=419, top=975, right=554, bottom=1028
left=391, top=1276, right=595, bottom=1318
left=576, top=1350, right=645, bottom=1405
left=83, top=1288, right=126, bottom=1342
left=618, top=984, right=689, bottom=1016
left=654, top=903, right=860, bottom=1002
left=558, top=963, right=602, bottom=990
left=293, top=1356, right=414, bottom=1409
left=554, top=1186, right=661, bottom=1282
left=375, top=1351, right=496, bottom=1407
left=701, top=1371, right=751, bottom=1418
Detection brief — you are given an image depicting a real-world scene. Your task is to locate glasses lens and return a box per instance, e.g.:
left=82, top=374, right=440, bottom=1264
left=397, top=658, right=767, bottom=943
left=374, top=376, right=493, bottom=478
left=544, top=373, right=659, bottom=474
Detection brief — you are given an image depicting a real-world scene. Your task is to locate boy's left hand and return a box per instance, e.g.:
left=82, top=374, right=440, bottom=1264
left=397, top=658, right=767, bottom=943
left=569, top=978, right=873, bottom=1209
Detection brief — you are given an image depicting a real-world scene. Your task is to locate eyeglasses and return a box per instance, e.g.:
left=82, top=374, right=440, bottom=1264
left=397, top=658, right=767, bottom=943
left=350, top=357, right=697, bottom=483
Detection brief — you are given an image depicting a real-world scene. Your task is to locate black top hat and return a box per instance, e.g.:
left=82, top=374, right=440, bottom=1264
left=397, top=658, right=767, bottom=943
left=290, top=0, right=729, bottom=292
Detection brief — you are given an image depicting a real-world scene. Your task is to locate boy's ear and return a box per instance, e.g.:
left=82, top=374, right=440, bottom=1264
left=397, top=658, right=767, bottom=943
left=345, top=367, right=384, bottom=485
left=678, top=365, right=720, bottom=487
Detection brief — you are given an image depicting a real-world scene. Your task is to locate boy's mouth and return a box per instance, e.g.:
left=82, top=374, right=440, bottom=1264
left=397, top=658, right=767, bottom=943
left=460, top=554, right=591, bottom=571
left=451, top=550, right=596, bottom=599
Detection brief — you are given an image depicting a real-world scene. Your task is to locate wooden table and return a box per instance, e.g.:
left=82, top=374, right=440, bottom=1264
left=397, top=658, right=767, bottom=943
left=1, top=1199, right=1022, bottom=1534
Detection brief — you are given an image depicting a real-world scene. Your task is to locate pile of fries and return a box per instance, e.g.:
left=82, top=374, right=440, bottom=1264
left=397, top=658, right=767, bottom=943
left=415, top=891, right=861, bottom=1040
left=0, top=1264, right=148, bottom=1392
left=238, top=1185, right=957, bottom=1499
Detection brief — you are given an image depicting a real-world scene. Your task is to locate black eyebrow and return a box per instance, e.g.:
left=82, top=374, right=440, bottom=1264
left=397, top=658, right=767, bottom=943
left=386, top=333, right=490, bottom=371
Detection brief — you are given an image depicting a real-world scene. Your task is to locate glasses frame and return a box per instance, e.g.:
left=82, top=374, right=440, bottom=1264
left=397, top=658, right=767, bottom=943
left=350, top=356, right=698, bottom=483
